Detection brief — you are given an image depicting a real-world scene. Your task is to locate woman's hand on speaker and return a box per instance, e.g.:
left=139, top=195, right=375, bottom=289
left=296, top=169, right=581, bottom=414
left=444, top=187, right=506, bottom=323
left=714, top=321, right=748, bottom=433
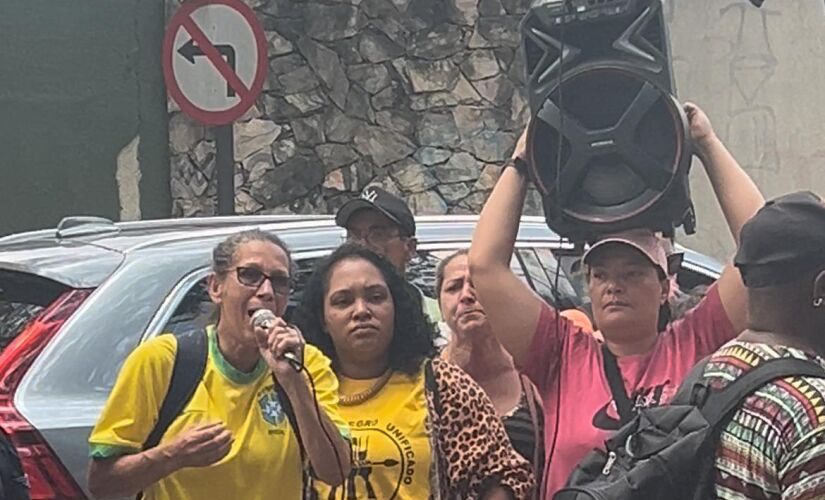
left=511, top=122, right=529, bottom=162
left=684, top=102, right=717, bottom=153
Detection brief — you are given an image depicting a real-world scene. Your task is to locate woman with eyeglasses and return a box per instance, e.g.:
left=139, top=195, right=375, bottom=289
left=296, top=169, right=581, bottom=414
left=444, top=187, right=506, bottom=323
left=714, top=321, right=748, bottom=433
left=296, top=243, right=535, bottom=500
left=88, top=230, right=351, bottom=499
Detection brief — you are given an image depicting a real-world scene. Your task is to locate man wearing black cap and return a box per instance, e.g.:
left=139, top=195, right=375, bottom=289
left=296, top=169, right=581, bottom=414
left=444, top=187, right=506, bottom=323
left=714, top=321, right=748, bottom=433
left=697, top=191, right=825, bottom=498
left=336, top=186, right=442, bottom=325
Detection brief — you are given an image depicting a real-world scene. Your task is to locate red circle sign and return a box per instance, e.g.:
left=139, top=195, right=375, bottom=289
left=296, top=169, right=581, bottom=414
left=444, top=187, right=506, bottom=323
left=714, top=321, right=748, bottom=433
left=162, top=0, right=267, bottom=125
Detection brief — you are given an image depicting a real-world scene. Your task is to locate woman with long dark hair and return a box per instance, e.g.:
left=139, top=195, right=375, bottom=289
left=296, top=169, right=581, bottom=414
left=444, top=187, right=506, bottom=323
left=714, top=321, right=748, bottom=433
left=296, top=243, right=535, bottom=499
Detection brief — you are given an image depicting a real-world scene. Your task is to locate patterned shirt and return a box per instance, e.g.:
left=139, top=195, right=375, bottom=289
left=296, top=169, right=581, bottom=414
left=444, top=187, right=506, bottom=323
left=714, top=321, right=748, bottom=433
left=701, top=340, right=825, bottom=499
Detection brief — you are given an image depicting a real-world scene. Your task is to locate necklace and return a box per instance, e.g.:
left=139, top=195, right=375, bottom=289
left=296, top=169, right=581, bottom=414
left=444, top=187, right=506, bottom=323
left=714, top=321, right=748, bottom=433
left=340, top=369, right=393, bottom=406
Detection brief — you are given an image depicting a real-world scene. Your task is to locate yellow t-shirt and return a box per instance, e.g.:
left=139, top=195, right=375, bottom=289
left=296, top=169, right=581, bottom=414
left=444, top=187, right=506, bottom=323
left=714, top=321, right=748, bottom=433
left=89, top=326, right=349, bottom=500
left=314, top=368, right=432, bottom=500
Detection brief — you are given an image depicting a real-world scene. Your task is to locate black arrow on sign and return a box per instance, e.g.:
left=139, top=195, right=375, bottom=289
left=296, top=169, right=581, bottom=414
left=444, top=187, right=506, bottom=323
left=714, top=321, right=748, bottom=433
left=178, top=39, right=238, bottom=97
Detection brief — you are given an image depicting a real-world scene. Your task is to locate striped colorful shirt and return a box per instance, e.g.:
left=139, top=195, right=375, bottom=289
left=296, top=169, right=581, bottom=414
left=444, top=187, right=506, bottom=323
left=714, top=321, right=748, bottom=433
left=701, top=340, right=825, bottom=499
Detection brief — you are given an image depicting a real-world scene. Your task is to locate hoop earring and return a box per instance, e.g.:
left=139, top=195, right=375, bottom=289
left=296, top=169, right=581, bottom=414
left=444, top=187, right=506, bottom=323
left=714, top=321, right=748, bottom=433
left=814, top=297, right=824, bottom=308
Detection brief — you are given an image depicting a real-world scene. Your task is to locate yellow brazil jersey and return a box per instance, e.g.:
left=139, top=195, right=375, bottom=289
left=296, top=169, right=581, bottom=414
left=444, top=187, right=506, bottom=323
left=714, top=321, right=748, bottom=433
left=314, top=368, right=432, bottom=500
left=89, top=326, right=349, bottom=500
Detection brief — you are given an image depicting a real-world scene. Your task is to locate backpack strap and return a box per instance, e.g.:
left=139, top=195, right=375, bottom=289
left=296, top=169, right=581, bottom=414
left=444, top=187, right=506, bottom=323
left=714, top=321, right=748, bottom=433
left=143, top=329, right=208, bottom=450
left=275, top=376, right=314, bottom=498
left=425, top=358, right=443, bottom=417
left=671, top=355, right=713, bottom=406
left=601, top=345, right=635, bottom=425
left=700, top=357, right=825, bottom=427
left=138, top=329, right=208, bottom=500
left=519, top=374, right=543, bottom=478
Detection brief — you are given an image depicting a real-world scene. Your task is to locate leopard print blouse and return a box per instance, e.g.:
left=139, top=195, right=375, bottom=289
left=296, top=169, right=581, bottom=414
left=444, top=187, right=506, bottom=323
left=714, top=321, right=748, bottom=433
left=426, top=358, right=536, bottom=499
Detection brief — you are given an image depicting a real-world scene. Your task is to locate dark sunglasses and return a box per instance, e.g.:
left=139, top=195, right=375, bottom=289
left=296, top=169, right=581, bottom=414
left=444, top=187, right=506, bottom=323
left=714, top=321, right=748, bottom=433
left=233, top=266, right=292, bottom=295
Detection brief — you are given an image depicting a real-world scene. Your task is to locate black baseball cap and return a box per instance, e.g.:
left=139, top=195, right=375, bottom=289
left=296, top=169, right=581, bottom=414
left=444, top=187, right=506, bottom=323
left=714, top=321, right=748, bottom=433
left=335, top=186, right=416, bottom=236
left=735, top=191, right=825, bottom=288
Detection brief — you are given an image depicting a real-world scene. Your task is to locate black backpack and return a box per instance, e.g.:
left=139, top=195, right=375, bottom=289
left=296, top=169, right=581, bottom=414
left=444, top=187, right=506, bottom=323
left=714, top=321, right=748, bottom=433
left=0, top=431, right=29, bottom=500
left=138, top=329, right=306, bottom=498
left=554, top=355, right=825, bottom=500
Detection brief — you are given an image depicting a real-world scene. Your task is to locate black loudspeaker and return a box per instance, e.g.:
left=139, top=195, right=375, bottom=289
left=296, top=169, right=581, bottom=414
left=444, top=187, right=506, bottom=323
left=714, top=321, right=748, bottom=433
left=521, top=0, right=695, bottom=241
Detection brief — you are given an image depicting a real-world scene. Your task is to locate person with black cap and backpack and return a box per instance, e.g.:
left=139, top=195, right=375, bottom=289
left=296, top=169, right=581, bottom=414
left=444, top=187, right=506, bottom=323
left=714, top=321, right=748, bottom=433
left=700, top=191, right=825, bottom=498
left=555, top=191, right=825, bottom=499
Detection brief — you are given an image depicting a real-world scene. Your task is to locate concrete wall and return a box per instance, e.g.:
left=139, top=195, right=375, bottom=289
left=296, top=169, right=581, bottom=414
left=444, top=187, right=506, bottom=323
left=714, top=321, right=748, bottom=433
left=0, top=0, right=170, bottom=236
left=668, top=0, right=825, bottom=260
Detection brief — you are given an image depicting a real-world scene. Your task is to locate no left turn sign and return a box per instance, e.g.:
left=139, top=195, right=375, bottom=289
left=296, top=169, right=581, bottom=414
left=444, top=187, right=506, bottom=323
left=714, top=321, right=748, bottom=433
left=162, top=0, right=267, bottom=125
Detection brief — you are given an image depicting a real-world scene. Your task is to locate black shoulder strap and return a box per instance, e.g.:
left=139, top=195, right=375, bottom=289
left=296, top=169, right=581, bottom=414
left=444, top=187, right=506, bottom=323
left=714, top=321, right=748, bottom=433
left=143, top=329, right=208, bottom=450
left=671, top=355, right=713, bottom=406
left=275, top=375, right=315, bottom=499
left=601, top=345, right=635, bottom=425
left=425, top=359, right=443, bottom=417
left=701, top=357, right=825, bottom=427
left=274, top=377, right=306, bottom=460
left=519, top=373, right=543, bottom=475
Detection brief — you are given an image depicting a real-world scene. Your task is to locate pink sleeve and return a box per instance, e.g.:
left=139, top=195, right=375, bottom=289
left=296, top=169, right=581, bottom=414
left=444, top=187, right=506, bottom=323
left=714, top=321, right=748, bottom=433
left=521, top=302, right=579, bottom=393
left=668, top=284, right=736, bottom=360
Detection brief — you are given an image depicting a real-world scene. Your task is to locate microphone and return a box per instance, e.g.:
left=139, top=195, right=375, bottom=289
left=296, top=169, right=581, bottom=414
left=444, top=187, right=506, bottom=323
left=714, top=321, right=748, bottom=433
left=251, top=309, right=303, bottom=372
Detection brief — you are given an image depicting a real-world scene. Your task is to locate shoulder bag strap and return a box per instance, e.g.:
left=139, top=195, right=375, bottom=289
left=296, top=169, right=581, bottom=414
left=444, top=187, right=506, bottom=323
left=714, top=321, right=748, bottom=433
left=701, top=357, right=825, bottom=427
left=519, top=374, right=542, bottom=472
left=143, top=329, right=208, bottom=450
left=601, top=344, right=635, bottom=425
left=138, top=328, right=208, bottom=500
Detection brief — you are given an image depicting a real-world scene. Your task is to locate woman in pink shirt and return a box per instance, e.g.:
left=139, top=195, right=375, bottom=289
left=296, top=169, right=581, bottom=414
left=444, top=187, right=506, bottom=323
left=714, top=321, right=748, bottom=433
left=468, top=103, right=764, bottom=499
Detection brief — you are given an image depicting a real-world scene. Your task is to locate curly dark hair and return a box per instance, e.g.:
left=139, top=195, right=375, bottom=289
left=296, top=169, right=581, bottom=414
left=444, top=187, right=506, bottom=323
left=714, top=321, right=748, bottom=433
left=294, top=243, right=435, bottom=375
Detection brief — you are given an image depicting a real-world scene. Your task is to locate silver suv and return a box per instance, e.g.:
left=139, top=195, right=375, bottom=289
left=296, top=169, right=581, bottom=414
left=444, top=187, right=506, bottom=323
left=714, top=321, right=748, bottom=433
left=0, top=215, right=721, bottom=498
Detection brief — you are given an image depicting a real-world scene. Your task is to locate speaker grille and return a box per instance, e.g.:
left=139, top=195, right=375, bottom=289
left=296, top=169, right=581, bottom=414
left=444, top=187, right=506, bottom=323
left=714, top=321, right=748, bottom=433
left=528, top=66, right=686, bottom=226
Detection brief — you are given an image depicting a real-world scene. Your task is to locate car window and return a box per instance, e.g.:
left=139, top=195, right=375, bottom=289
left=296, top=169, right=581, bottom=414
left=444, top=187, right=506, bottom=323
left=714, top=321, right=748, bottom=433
left=163, top=278, right=215, bottom=336
left=158, top=246, right=587, bottom=333
left=676, top=266, right=717, bottom=291
left=286, top=258, right=321, bottom=321
left=408, top=249, right=526, bottom=299
left=518, top=248, right=581, bottom=308
left=159, top=257, right=326, bottom=332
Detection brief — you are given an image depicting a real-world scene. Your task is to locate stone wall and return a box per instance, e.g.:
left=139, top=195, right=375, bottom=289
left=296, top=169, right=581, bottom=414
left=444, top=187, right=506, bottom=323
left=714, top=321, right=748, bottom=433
left=169, top=0, right=544, bottom=218
left=169, top=1, right=825, bottom=263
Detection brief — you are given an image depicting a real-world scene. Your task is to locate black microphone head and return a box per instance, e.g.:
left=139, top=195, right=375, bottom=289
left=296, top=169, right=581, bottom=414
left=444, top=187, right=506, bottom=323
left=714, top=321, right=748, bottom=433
left=251, top=309, right=276, bottom=329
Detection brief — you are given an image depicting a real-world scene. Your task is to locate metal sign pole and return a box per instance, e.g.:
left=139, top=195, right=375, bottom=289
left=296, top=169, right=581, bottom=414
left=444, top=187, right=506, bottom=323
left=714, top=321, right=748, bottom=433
left=215, top=124, right=235, bottom=215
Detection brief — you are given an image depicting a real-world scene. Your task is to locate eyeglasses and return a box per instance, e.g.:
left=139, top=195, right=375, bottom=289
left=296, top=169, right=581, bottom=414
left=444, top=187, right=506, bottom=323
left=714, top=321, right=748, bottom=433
left=233, top=267, right=292, bottom=295
left=344, top=226, right=404, bottom=247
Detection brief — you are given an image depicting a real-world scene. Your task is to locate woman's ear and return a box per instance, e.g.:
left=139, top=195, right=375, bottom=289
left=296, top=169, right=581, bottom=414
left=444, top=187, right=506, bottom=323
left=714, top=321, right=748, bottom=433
left=207, top=273, right=224, bottom=306
left=405, top=237, right=418, bottom=260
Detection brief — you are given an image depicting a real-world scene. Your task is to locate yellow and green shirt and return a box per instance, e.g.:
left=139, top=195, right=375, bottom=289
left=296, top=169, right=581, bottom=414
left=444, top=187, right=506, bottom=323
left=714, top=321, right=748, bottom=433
left=89, top=326, right=348, bottom=500
left=314, top=369, right=432, bottom=500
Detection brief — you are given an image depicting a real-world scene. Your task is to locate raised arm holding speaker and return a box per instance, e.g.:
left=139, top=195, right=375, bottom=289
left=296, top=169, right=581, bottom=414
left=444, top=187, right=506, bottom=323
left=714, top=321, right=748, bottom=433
left=470, top=97, right=763, bottom=497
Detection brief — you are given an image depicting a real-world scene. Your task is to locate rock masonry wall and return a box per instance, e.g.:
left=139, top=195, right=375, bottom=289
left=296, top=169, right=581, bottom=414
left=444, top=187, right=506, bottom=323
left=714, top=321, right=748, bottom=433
left=168, top=0, right=544, bottom=217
